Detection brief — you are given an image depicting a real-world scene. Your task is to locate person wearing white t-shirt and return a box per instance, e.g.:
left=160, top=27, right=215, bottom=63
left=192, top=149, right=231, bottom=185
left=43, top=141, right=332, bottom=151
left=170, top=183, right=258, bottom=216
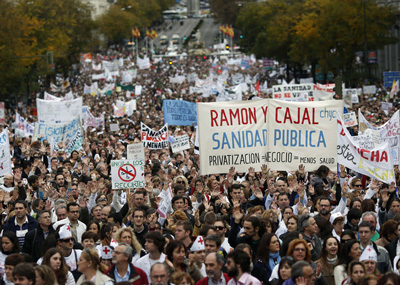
left=135, top=231, right=166, bottom=281
left=56, top=224, right=82, bottom=281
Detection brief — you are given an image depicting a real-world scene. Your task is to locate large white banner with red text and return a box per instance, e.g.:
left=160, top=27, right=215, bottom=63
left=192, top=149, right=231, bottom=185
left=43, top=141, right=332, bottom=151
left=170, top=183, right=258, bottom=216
left=358, top=110, right=400, bottom=164
left=338, top=116, right=394, bottom=183
left=197, top=99, right=342, bottom=174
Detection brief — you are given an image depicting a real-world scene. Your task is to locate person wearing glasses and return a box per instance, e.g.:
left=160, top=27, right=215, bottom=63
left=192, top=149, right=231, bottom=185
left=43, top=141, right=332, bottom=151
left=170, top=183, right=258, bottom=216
left=213, top=218, right=233, bottom=254
left=105, top=242, right=148, bottom=284
left=76, top=248, right=113, bottom=285
left=42, top=248, right=75, bottom=285
left=55, top=224, right=83, bottom=281
left=53, top=202, right=87, bottom=243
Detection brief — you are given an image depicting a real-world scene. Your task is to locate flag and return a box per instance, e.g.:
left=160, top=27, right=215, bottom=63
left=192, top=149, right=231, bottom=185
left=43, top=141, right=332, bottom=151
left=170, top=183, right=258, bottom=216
left=389, top=80, right=399, bottom=99
left=229, top=26, right=234, bottom=38
left=255, top=80, right=260, bottom=96
left=132, top=27, right=140, bottom=38
left=219, top=25, right=223, bottom=32
left=146, top=29, right=152, bottom=38
left=223, top=25, right=228, bottom=35
left=151, top=29, right=158, bottom=39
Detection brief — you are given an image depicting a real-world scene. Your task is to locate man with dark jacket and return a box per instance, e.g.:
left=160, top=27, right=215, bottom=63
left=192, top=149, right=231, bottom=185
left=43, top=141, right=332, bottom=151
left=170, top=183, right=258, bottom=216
left=228, top=215, right=264, bottom=258
left=106, top=242, right=148, bottom=284
left=22, top=210, right=55, bottom=262
left=3, top=200, right=37, bottom=247
left=385, top=221, right=400, bottom=264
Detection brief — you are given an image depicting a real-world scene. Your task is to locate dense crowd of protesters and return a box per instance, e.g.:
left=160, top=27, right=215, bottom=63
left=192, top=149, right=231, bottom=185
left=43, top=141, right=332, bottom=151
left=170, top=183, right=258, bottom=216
left=0, top=50, right=398, bottom=285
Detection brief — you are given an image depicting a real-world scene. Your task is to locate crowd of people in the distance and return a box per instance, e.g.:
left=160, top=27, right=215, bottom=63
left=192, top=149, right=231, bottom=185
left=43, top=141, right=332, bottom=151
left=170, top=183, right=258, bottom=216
left=0, top=50, right=399, bottom=285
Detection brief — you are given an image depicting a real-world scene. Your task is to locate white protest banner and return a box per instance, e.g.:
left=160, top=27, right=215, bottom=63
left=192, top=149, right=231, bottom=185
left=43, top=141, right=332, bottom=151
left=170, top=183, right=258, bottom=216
left=137, top=57, right=150, bottom=69
left=92, top=63, right=102, bottom=71
left=337, top=116, right=394, bottom=183
left=127, top=143, right=145, bottom=160
left=352, top=94, right=359, bottom=104
left=352, top=134, right=377, bottom=150
left=44, top=92, right=62, bottom=101
left=170, top=76, right=186, bottom=84
left=116, top=100, right=136, bottom=116
left=33, top=117, right=82, bottom=144
left=171, top=135, right=190, bottom=153
left=110, top=124, right=119, bottom=132
left=83, top=84, right=91, bottom=94
left=216, top=85, right=243, bottom=102
left=363, top=85, right=377, bottom=94
left=381, top=102, right=393, bottom=113
left=343, top=112, right=357, bottom=127
left=0, top=129, right=11, bottom=176
left=102, top=60, right=119, bottom=72
left=121, top=71, right=132, bottom=84
left=37, top=97, right=82, bottom=123
left=64, top=91, right=74, bottom=101
left=111, top=160, right=145, bottom=189
left=113, top=105, right=125, bottom=117
left=344, top=89, right=360, bottom=104
left=15, top=113, right=34, bottom=137
left=197, top=99, right=342, bottom=174
left=92, top=73, right=105, bottom=81
left=272, top=84, right=334, bottom=101
left=141, top=123, right=169, bottom=149
left=358, top=110, right=400, bottom=164
left=52, top=129, right=83, bottom=154
left=135, top=85, right=142, bottom=96
left=84, top=112, right=104, bottom=129
left=187, top=73, right=197, bottom=83
left=157, top=186, right=173, bottom=225
left=0, top=103, right=4, bottom=125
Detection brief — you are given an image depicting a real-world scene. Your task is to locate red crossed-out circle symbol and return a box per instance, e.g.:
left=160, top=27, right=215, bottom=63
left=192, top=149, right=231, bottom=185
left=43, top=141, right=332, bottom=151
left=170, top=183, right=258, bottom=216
left=118, top=164, right=136, bottom=182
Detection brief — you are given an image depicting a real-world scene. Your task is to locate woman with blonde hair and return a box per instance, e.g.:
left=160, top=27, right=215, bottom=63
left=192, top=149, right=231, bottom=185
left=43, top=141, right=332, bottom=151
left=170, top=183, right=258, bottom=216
left=34, top=265, right=57, bottom=285
left=77, top=249, right=113, bottom=285
left=170, top=271, right=195, bottom=285
left=174, top=175, right=189, bottom=191
left=114, top=227, right=145, bottom=262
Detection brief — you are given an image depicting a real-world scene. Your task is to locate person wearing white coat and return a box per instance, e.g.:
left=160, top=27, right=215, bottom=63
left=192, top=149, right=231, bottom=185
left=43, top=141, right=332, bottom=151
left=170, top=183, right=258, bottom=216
left=135, top=231, right=166, bottom=281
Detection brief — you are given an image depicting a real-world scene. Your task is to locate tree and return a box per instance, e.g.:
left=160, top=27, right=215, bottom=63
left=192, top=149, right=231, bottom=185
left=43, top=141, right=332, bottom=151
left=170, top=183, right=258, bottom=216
left=210, top=0, right=256, bottom=26
left=0, top=0, right=42, bottom=96
left=17, top=0, right=95, bottom=71
left=236, top=0, right=396, bottom=83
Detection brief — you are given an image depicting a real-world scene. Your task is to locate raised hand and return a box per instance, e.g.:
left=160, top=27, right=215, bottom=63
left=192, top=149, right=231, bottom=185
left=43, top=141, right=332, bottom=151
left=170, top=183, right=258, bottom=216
left=261, top=164, right=269, bottom=175
left=248, top=167, right=255, bottom=177
left=298, top=164, right=305, bottom=175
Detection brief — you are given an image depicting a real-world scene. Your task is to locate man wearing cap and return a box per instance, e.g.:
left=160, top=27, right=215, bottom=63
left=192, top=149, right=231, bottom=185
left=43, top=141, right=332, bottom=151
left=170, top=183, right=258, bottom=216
left=100, top=245, right=113, bottom=269
left=360, top=245, right=379, bottom=276
left=358, top=221, right=392, bottom=274
left=56, top=224, right=82, bottom=281
left=189, top=236, right=207, bottom=277
left=330, top=212, right=345, bottom=242
left=136, top=231, right=166, bottom=281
